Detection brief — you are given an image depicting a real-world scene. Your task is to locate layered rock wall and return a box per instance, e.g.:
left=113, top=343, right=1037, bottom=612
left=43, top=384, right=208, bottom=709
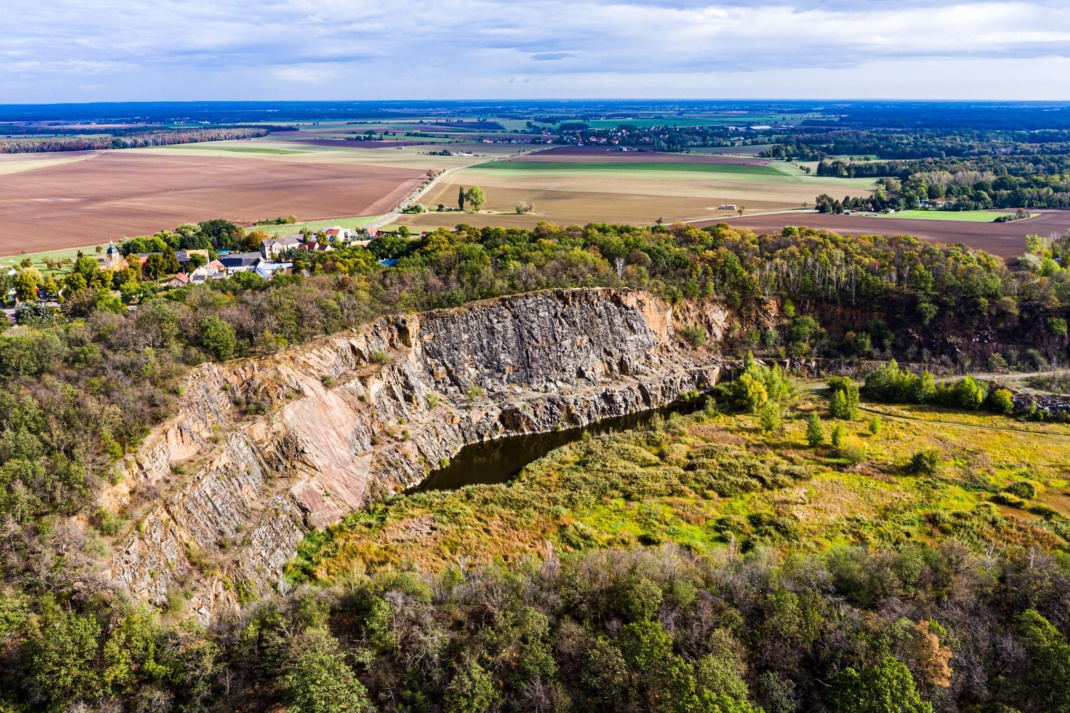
left=105, top=289, right=724, bottom=620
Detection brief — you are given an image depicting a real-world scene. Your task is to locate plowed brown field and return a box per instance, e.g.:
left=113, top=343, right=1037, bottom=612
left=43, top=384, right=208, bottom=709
left=0, top=151, right=424, bottom=252
left=703, top=210, right=1070, bottom=257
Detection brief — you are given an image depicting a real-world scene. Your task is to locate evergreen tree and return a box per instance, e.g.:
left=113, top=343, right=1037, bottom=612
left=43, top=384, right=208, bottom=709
left=807, top=415, right=825, bottom=447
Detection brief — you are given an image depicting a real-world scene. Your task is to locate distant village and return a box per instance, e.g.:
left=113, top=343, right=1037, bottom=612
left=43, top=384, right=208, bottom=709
left=104, top=225, right=372, bottom=289
left=3, top=225, right=385, bottom=325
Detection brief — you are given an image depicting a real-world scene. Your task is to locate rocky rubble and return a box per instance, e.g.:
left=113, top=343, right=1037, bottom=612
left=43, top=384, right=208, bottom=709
left=104, top=288, right=724, bottom=620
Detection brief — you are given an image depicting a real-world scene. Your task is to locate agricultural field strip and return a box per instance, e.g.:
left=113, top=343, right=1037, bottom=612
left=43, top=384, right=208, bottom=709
left=478, top=160, right=788, bottom=176
left=872, top=210, right=1026, bottom=222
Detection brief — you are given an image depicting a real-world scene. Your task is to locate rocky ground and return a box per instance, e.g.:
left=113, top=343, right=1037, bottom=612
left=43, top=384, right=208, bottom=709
left=101, top=288, right=725, bottom=621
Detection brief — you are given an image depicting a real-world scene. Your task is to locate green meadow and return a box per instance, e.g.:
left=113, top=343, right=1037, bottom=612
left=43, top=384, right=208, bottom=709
left=480, top=160, right=783, bottom=175
left=877, top=209, right=1029, bottom=222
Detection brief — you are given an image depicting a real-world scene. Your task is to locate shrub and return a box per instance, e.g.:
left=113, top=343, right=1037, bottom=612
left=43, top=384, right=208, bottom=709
left=681, top=325, right=707, bottom=349
left=909, top=448, right=940, bottom=475
left=284, top=630, right=371, bottom=713
left=867, top=415, right=882, bottom=436
left=806, top=415, right=824, bottom=447
left=321, top=375, right=335, bottom=388
left=200, top=316, right=236, bottom=360
left=1005, top=481, right=1038, bottom=499
left=97, top=507, right=122, bottom=536
left=987, top=352, right=1008, bottom=372
left=840, top=437, right=867, bottom=465
left=917, top=301, right=938, bottom=326
left=731, top=373, right=768, bottom=413
left=731, top=354, right=790, bottom=413
left=991, top=492, right=1025, bottom=508
left=759, top=403, right=781, bottom=432
left=935, top=376, right=986, bottom=410
left=831, top=424, right=847, bottom=449
left=1031, top=503, right=1059, bottom=520
left=828, top=377, right=860, bottom=420
left=1025, top=349, right=1048, bottom=371
left=988, top=388, right=1015, bottom=414
left=370, top=350, right=390, bottom=364
left=863, top=361, right=934, bottom=404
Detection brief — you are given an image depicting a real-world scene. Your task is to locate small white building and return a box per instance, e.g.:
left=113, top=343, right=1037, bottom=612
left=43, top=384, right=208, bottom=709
left=256, top=262, right=293, bottom=280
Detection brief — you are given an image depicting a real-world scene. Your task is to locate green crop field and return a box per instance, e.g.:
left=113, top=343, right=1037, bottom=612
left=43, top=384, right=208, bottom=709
left=254, top=215, right=380, bottom=237
left=478, top=160, right=785, bottom=176
left=875, top=210, right=1029, bottom=222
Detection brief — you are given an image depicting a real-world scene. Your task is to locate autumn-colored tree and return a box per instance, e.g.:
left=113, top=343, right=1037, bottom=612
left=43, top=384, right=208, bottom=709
left=907, top=620, right=953, bottom=690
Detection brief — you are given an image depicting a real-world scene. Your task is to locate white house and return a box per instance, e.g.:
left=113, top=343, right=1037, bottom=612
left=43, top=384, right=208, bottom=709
left=260, top=235, right=303, bottom=259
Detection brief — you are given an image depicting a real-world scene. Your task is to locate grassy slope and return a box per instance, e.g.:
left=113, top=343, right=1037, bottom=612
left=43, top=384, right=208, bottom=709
left=289, top=389, right=1070, bottom=585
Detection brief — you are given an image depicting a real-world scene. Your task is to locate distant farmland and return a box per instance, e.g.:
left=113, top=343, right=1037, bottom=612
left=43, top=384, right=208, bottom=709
left=395, top=150, right=875, bottom=230
left=707, top=210, right=1070, bottom=258
left=0, top=150, right=425, bottom=253
left=479, top=161, right=786, bottom=177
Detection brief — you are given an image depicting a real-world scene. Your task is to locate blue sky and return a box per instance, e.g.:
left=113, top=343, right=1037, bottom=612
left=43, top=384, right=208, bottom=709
left=2, top=0, right=1069, bottom=102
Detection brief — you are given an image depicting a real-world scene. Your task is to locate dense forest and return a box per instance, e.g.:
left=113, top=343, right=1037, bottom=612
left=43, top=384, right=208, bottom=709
left=760, top=129, right=1070, bottom=211
left=1, top=218, right=1070, bottom=711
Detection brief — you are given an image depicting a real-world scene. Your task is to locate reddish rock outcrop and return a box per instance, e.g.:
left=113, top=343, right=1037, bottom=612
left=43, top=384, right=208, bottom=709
left=105, top=288, right=724, bottom=620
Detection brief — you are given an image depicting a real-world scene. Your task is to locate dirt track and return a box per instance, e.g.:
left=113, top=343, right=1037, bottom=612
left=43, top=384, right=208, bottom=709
left=0, top=151, right=424, bottom=251
left=702, top=210, right=1070, bottom=257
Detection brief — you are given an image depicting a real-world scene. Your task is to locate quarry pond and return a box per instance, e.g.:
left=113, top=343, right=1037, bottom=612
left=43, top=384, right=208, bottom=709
left=412, top=398, right=705, bottom=492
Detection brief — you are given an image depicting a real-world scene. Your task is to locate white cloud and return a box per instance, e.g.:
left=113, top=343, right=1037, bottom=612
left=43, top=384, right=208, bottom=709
left=0, top=0, right=1067, bottom=100
left=272, top=65, right=338, bottom=84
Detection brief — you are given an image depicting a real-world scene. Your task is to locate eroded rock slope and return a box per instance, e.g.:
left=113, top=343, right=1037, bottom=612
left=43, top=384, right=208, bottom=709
left=104, top=288, right=724, bottom=620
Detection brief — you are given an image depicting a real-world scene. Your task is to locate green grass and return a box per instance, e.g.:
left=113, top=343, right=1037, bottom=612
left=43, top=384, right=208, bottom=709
left=876, top=210, right=1028, bottom=222
left=287, top=391, right=1070, bottom=584
left=476, top=161, right=784, bottom=176
left=1, top=244, right=103, bottom=274
left=254, top=216, right=380, bottom=237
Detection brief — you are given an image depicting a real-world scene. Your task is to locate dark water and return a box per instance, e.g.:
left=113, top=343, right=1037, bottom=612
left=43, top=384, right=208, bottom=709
left=411, top=398, right=705, bottom=493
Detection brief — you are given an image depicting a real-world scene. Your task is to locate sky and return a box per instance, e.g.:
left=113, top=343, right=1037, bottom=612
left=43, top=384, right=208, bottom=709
left=1, top=0, right=1069, bottom=102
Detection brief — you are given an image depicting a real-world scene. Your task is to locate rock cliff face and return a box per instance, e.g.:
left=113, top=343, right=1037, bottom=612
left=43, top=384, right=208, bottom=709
left=104, top=288, right=724, bottom=621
